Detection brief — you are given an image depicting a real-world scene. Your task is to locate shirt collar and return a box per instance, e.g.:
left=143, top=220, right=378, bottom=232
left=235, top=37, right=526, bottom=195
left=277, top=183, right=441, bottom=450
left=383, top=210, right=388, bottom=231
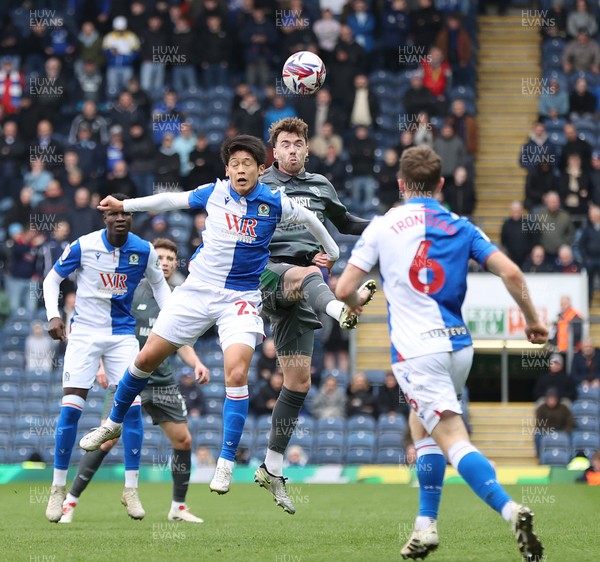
left=101, top=229, right=129, bottom=251
left=227, top=179, right=263, bottom=202
left=270, top=162, right=306, bottom=182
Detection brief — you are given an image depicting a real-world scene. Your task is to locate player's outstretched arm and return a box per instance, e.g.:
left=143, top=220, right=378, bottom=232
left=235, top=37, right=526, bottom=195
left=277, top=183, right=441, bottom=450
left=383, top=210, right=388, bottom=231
left=335, top=263, right=370, bottom=315
left=177, top=346, right=210, bottom=384
left=97, top=191, right=193, bottom=214
left=329, top=211, right=370, bottom=236
left=486, top=251, right=549, bottom=344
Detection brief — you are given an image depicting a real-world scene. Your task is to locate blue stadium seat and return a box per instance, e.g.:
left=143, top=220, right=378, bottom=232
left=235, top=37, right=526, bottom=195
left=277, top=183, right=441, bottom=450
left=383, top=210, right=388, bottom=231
left=289, top=429, right=314, bottom=452
left=575, top=415, right=600, bottom=431
left=0, top=383, right=19, bottom=401
left=206, top=99, right=230, bottom=116
left=256, top=415, right=273, bottom=433
left=3, top=322, right=28, bottom=337
left=8, top=308, right=34, bottom=322
left=317, top=417, right=345, bottom=433
left=239, top=429, right=254, bottom=449
left=577, top=131, right=597, bottom=145
left=86, top=397, right=105, bottom=414
left=22, top=382, right=49, bottom=400
left=140, top=445, right=162, bottom=465
left=206, top=86, right=234, bottom=101
left=347, top=432, right=376, bottom=449
left=0, top=399, right=16, bottom=416
left=346, top=447, right=374, bottom=464
left=376, top=447, right=405, bottom=464
left=316, top=431, right=344, bottom=449
left=321, top=370, right=349, bottom=388
left=540, top=431, right=570, bottom=450
left=540, top=447, right=570, bottom=466
left=244, top=415, right=256, bottom=433
left=2, top=335, right=25, bottom=352
left=548, top=131, right=567, bottom=145
left=449, top=85, right=475, bottom=103
left=19, top=399, right=47, bottom=416
left=0, top=351, right=25, bottom=369
left=378, top=433, right=403, bottom=449
left=347, top=415, right=376, bottom=434
left=0, top=414, right=12, bottom=428
left=369, top=70, right=396, bottom=87
left=572, top=400, right=600, bottom=418
left=378, top=414, right=407, bottom=433
left=23, top=369, right=52, bottom=384
left=296, top=415, right=315, bottom=435
left=0, top=367, right=22, bottom=383
left=204, top=398, right=224, bottom=415
left=79, top=413, right=101, bottom=430
left=541, top=38, right=566, bottom=56
left=169, top=226, right=190, bottom=245
left=203, top=383, right=225, bottom=399
left=577, top=385, right=600, bottom=400
left=8, top=446, right=37, bottom=463
left=196, top=431, right=222, bottom=449
left=364, top=370, right=387, bottom=386
left=193, top=415, right=223, bottom=433
left=571, top=430, right=600, bottom=452
left=255, top=431, right=269, bottom=449
left=313, top=447, right=343, bottom=464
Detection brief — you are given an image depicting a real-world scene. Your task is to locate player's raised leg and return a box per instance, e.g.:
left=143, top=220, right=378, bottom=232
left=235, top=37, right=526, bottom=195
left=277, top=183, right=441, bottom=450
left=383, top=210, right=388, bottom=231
left=80, top=333, right=179, bottom=450
left=210, top=339, right=254, bottom=494
left=161, top=421, right=203, bottom=522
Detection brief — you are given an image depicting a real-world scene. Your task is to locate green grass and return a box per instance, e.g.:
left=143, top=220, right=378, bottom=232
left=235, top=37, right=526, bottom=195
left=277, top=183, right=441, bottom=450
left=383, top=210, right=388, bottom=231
left=2, top=482, right=598, bottom=561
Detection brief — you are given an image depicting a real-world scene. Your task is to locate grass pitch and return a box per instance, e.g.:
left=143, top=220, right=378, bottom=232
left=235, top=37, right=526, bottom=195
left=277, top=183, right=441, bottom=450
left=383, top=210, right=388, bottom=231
left=2, top=482, right=598, bottom=561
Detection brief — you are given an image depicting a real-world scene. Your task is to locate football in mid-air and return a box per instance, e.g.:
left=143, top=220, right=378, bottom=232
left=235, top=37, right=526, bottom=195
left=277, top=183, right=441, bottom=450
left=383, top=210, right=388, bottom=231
left=282, top=51, right=326, bottom=95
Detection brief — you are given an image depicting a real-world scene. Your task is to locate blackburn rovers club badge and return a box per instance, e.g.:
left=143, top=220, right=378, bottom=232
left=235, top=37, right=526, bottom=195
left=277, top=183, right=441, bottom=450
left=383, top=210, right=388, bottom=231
left=129, top=253, right=139, bottom=265
left=258, top=204, right=270, bottom=216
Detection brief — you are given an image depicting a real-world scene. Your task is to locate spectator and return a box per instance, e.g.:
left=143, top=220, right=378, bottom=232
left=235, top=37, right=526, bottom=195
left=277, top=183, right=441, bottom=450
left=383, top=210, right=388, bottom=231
left=199, top=15, right=232, bottom=88
left=329, top=25, right=367, bottom=106
left=36, top=181, right=71, bottom=225
left=421, top=46, right=451, bottom=100
left=381, top=0, right=410, bottom=71
left=396, top=130, right=416, bottom=158
left=31, top=119, right=63, bottom=173
left=151, top=90, right=185, bottom=145
left=414, top=113, right=434, bottom=147
left=570, top=338, right=600, bottom=388
left=443, top=165, right=475, bottom=217
left=124, top=122, right=156, bottom=197
left=68, top=100, right=109, bottom=145
left=10, top=187, right=34, bottom=230
left=313, top=8, right=342, bottom=63
left=534, top=191, right=575, bottom=260
left=187, top=211, right=208, bottom=257
left=106, top=125, right=125, bottom=175
left=540, top=0, right=568, bottom=40
left=311, top=375, right=347, bottom=419
left=539, top=79, right=568, bottom=120
left=0, top=57, right=24, bottom=115
left=74, top=59, right=103, bottom=105
left=378, top=148, right=401, bottom=211
left=435, top=12, right=473, bottom=84
left=251, top=371, right=284, bottom=416
left=240, top=8, right=279, bottom=90
left=5, top=223, right=44, bottom=314
left=562, top=29, right=600, bottom=75
left=264, top=95, right=297, bottom=141
left=346, top=371, right=377, bottom=418
left=519, top=122, right=557, bottom=173
left=296, top=88, right=345, bottom=134
left=100, top=160, right=138, bottom=199
left=554, top=244, right=581, bottom=273
left=411, top=0, right=442, bottom=49
left=450, top=99, right=478, bottom=157
left=346, top=0, right=376, bottom=54
left=501, top=201, right=535, bottom=267
left=102, top=16, right=140, bottom=98
left=534, top=387, right=575, bottom=458
left=346, top=125, right=377, bottom=210
left=24, top=158, right=53, bottom=208
left=232, top=91, right=264, bottom=139
left=315, top=144, right=348, bottom=192
left=42, top=19, right=75, bottom=62
left=376, top=372, right=407, bottom=418
left=34, top=57, right=67, bottom=128
left=70, top=122, right=105, bottom=185
left=403, top=73, right=438, bottom=118
left=0, top=120, right=27, bottom=199
left=590, top=153, right=600, bottom=204
left=522, top=245, right=555, bottom=273
left=109, top=90, right=144, bottom=137
left=139, top=13, right=168, bottom=93
left=170, top=17, right=197, bottom=92
left=186, top=135, right=220, bottom=189
left=257, top=337, right=278, bottom=382
left=17, top=94, right=44, bottom=143
left=577, top=205, right=600, bottom=302
left=432, top=121, right=467, bottom=180
left=569, top=77, right=596, bottom=120
left=558, top=153, right=590, bottom=222
left=560, top=123, right=592, bottom=173
left=577, top=450, right=600, bottom=485
left=38, top=220, right=71, bottom=278
left=567, top=0, right=598, bottom=38
left=68, top=187, right=104, bottom=240
left=284, top=445, right=308, bottom=467
left=548, top=295, right=583, bottom=354
left=195, top=446, right=216, bottom=467
left=141, top=214, right=169, bottom=242
left=525, top=162, right=556, bottom=211
left=534, top=354, right=577, bottom=402
left=75, top=21, right=104, bottom=71
left=155, top=133, right=181, bottom=187
left=178, top=372, right=204, bottom=417
left=309, top=122, right=343, bottom=160
left=25, top=320, right=55, bottom=372
left=126, top=77, right=152, bottom=119
left=173, top=122, right=197, bottom=178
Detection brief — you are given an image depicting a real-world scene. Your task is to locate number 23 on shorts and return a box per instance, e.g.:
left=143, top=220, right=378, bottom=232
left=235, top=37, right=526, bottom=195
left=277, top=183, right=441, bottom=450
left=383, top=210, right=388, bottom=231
left=235, top=301, right=259, bottom=316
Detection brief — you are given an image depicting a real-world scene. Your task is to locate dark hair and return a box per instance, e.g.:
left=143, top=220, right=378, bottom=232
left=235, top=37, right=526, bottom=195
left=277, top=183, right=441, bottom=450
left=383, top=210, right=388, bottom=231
left=399, top=146, right=442, bottom=194
left=152, top=237, right=178, bottom=255
left=220, top=134, right=266, bottom=166
left=268, top=117, right=309, bottom=146
left=110, top=193, right=130, bottom=201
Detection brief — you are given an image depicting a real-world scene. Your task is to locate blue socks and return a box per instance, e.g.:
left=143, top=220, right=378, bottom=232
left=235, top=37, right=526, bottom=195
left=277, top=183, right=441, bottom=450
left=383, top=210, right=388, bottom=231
left=54, top=395, right=85, bottom=470
left=220, top=386, right=249, bottom=462
left=415, top=438, right=446, bottom=519
left=109, top=366, right=151, bottom=423
left=449, top=440, right=511, bottom=514
left=122, top=403, right=143, bottom=471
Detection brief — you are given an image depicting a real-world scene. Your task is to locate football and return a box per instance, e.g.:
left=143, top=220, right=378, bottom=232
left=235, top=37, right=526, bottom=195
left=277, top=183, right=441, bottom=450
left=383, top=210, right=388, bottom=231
left=282, top=51, right=326, bottom=95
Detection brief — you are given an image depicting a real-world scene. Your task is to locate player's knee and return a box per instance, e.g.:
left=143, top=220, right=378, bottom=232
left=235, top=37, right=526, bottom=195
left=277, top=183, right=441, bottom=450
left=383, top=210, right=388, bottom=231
left=173, top=431, right=192, bottom=450
left=304, top=265, right=322, bottom=278
left=225, top=367, right=248, bottom=387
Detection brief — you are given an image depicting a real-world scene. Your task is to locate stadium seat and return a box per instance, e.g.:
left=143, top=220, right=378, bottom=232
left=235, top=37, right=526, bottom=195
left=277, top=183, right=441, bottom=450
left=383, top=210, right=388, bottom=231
left=195, top=431, right=222, bottom=449
left=571, top=430, right=600, bottom=452
left=23, top=369, right=52, bottom=384
left=255, top=431, right=269, bottom=449
left=321, top=370, right=349, bottom=388
left=19, top=399, right=47, bottom=416
left=2, top=322, right=28, bottom=337
left=140, top=445, right=161, bottom=465
left=86, top=398, right=105, bottom=414
left=378, top=414, right=408, bottom=434
left=347, top=432, right=376, bottom=449
left=296, top=415, right=315, bottom=435
left=540, top=447, right=570, bottom=466
left=345, top=447, right=374, bottom=464
left=79, top=413, right=101, bottom=430
left=0, top=383, right=19, bottom=401
left=347, top=415, right=376, bottom=434
left=239, top=429, right=254, bottom=449
left=540, top=431, right=570, bottom=450
left=575, top=415, right=600, bottom=431
left=2, top=335, right=26, bottom=352
left=365, top=370, right=387, bottom=386
left=0, top=400, right=16, bottom=416
left=577, top=131, right=597, bottom=145
left=7, top=308, right=33, bottom=322
left=8, top=446, right=37, bottom=464
left=316, top=431, right=344, bottom=449
left=256, top=415, right=273, bottom=433
left=572, top=400, right=600, bottom=418
left=376, top=447, right=405, bottom=464
left=204, top=398, right=224, bottom=415
left=317, top=417, right=345, bottom=433
left=313, top=447, right=343, bottom=464
left=378, top=433, right=403, bottom=449
left=449, top=85, right=476, bottom=103
left=203, top=383, right=225, bottom=399
left=289, top=429, right=314, bottom=452
left=548, top=131, right=567, bottom=145
left=0, top=368, right=22, bottom=383
left=22, top=382, right=49, bottom=400
left=194, top=415, right=223, bottom=433
left=0, top=351, right=25, bottom=369
left=541, top=38, right=566, bottom=56
left=577, top=385, right=600, bottom=400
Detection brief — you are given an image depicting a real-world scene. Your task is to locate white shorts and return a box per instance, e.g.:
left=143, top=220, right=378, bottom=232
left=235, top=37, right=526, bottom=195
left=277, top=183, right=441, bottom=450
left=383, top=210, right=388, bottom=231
left=392, top=346, right=474, bottom=434
left=62, top=332, right=140, bottom=389
left=151, top=275, right=265, bottom=350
